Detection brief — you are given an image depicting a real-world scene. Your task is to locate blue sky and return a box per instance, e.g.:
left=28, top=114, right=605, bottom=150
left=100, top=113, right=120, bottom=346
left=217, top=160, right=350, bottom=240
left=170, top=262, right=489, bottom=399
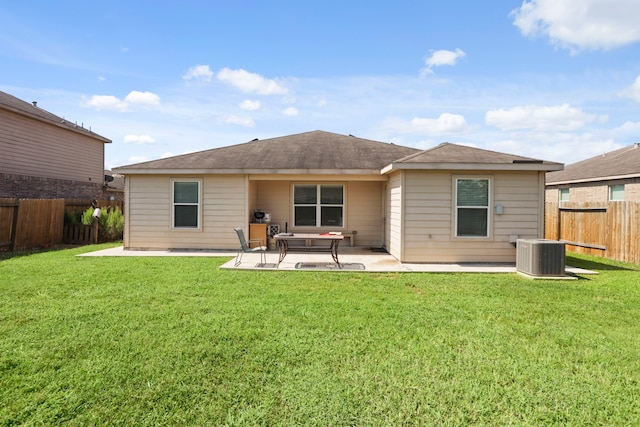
left=2, top=0, right=640, bottom=169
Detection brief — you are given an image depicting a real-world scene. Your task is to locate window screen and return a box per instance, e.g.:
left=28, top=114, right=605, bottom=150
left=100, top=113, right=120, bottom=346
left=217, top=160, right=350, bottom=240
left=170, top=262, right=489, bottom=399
left=173, top=181, right=200, bottom=228
left=456, top=178, right=489, bottom=237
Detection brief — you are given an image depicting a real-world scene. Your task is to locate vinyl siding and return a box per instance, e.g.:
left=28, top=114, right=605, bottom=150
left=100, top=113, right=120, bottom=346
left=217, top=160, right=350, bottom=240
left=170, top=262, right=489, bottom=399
left=400, top=170, right=544, bottom=262
left=124, top=174, right=247, bottom=249
left=0, top=109, right=105, bottom=183
left=345, top=181, right=384, bottom=246
left=255, top=178, right=384, bottom=246
left=386, top=171, right=403, bottom=260
left=123, top=169, right=545, bottom=260
left=125, top=174, right=385, bottom=250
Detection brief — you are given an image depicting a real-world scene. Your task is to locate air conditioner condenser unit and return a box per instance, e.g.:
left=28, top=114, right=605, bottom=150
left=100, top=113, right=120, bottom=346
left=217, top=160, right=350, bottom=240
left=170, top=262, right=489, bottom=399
left=516, top=239, right=566, bottom=277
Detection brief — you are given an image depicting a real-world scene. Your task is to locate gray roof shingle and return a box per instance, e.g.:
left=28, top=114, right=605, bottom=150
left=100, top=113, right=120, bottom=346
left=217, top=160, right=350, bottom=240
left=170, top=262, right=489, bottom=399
left=546, top=143, right=640, bottom=184
left=116, top=131, right=562, bottom=174
left=393, top=142, right=554, bottom=165
left=115, top=130, right=421, bottom=172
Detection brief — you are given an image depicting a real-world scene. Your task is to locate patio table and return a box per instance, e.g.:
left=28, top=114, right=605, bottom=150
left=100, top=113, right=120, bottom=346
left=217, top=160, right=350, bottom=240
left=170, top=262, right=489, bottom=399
left=274, top=233, right=344, bottom=268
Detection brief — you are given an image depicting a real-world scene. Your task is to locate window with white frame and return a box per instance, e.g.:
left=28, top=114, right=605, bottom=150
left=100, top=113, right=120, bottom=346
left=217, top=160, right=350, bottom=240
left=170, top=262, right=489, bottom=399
left=609, top=184, right=624, bottom=201
left=560, top=188, right=570, bottom=203
left=455, top=178, right=490, bottom=237
left=293, top=184, right=344, bottom=227
left=172, top=180, right=200, bottom=229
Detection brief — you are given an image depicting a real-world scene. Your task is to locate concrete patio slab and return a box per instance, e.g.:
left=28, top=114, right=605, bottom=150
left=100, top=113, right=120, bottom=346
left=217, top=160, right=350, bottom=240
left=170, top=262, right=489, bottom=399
left=79, top=246, right=597, bottom=276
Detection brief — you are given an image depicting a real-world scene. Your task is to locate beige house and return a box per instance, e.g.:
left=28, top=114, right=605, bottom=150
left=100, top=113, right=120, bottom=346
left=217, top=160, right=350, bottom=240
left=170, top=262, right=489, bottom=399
left=114, top=131, right=562, bottom=263
left=0, top=90, right=112, bottom=199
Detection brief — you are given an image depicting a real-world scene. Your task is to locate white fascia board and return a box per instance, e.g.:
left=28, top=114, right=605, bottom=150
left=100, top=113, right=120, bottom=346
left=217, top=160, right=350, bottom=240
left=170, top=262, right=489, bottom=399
left=381, top=162, right=563, bottom=174
left=546, top=172, right=640, bottom=186
left=111, top=168, right=381, bottom=175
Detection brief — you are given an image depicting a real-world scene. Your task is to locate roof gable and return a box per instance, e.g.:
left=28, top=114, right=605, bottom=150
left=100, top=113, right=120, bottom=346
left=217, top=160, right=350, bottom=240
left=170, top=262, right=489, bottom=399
left=547, top=143, right=640, bottom=184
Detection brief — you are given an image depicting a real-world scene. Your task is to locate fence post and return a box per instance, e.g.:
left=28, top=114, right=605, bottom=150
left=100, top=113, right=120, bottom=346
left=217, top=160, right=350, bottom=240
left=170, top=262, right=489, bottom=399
left=9, top=202, right=19, bottom=251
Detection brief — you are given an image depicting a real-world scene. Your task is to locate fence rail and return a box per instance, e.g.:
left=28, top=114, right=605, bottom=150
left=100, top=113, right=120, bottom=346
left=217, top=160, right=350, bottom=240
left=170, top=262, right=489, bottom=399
left=545, top=201, right=640, bottom=264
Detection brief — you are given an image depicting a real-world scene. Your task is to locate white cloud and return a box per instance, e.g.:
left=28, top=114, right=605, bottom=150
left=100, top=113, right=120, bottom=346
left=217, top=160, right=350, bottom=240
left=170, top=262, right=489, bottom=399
left=511, top=0, right=640, bottom=51
left=612, top=120, right=640, bottom=138
left=421, top=48, right=466, bottom=76
left=83, top=91, right=160, bottom=112
left=620, top=76, right=640, bottom=102
left=221, top=115, right=255, bottom=127
left=239, top=99, right=261, bottom=111
left=384, top=113, right=470, bottom=136
left=123, top=134, right=155, bottom=144
left=161, top=152, right=174, bottom=159
left=83, top=95, right=130, bottom=112
left=485, top=104, right=597, bottom=131
left=217, top=68, right=288, bottom=95
left=125, top=91, right=160, bottom=106
left=182, top=65, right=214, bottom=83
left=282, top=107, right=299, bottom=116
left=411, top=113, right=470, bottom=135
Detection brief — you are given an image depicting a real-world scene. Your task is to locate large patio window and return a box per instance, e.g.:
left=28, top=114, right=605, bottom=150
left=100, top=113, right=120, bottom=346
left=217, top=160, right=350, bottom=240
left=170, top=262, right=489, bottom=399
left=294, top=184, right=344, bottom=227
left=455, top=178, right=489, bottom=237
left=172, top=180, right=201, bottom=229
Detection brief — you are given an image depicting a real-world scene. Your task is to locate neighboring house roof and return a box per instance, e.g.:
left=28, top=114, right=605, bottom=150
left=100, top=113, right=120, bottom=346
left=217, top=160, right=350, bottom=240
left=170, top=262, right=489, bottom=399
left=0, top=90, right=111, bottom=144
left=114, top=130, right=563, bottom=175
left=114, top=130, right=422, bottom=174
left=104, top=170, right=125, bottom=191
left=546, top=143, right=640, bottom=185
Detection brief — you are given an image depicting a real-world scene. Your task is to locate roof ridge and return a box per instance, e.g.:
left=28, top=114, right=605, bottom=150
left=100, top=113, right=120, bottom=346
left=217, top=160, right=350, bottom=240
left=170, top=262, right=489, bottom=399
left=391, top=142, right=450, bottom=163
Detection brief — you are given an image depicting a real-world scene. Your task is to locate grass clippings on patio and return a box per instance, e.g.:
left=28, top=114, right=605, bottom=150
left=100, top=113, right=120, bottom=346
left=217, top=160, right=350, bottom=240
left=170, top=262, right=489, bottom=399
left=1, top=243, right=639, bottom=425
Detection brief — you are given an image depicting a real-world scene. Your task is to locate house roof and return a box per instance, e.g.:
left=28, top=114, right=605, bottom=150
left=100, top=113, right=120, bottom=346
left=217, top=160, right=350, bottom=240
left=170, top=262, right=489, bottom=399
left=546, top=143, right=640, bottom=185
left=114, top=130, right=563, bottom=175
left=381, top=142, right=563, bottom=173
left=104, top=170, right=125, bottom=192
left=114, top=130, right=422, bottom=174
left=0, top=90, right=111, bottom=144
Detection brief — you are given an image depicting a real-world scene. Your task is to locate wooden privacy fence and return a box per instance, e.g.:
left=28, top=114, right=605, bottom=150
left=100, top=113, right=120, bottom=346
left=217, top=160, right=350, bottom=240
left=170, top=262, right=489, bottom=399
left=0, top=198, right=19, bottom=250
left=0, top=198, right=123, bottom=251
left=545, top=201, right=640, bottom=264
left=63, top=223, right=98, bottom=244
left=0, top=198, right=65, bottom=251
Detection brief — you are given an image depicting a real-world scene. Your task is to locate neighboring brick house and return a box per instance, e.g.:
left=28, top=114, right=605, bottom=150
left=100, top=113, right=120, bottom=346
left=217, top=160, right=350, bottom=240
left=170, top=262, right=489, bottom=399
left=104, top=169, right=125, bottom=201
left=546, top=143, right=640, bottom=203
left=0, top=90, right=112, bottom=199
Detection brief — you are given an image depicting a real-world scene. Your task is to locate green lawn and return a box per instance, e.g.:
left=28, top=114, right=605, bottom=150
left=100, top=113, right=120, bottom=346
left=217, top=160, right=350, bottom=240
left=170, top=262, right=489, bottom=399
left=1, top=244, right=639, bottom=426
